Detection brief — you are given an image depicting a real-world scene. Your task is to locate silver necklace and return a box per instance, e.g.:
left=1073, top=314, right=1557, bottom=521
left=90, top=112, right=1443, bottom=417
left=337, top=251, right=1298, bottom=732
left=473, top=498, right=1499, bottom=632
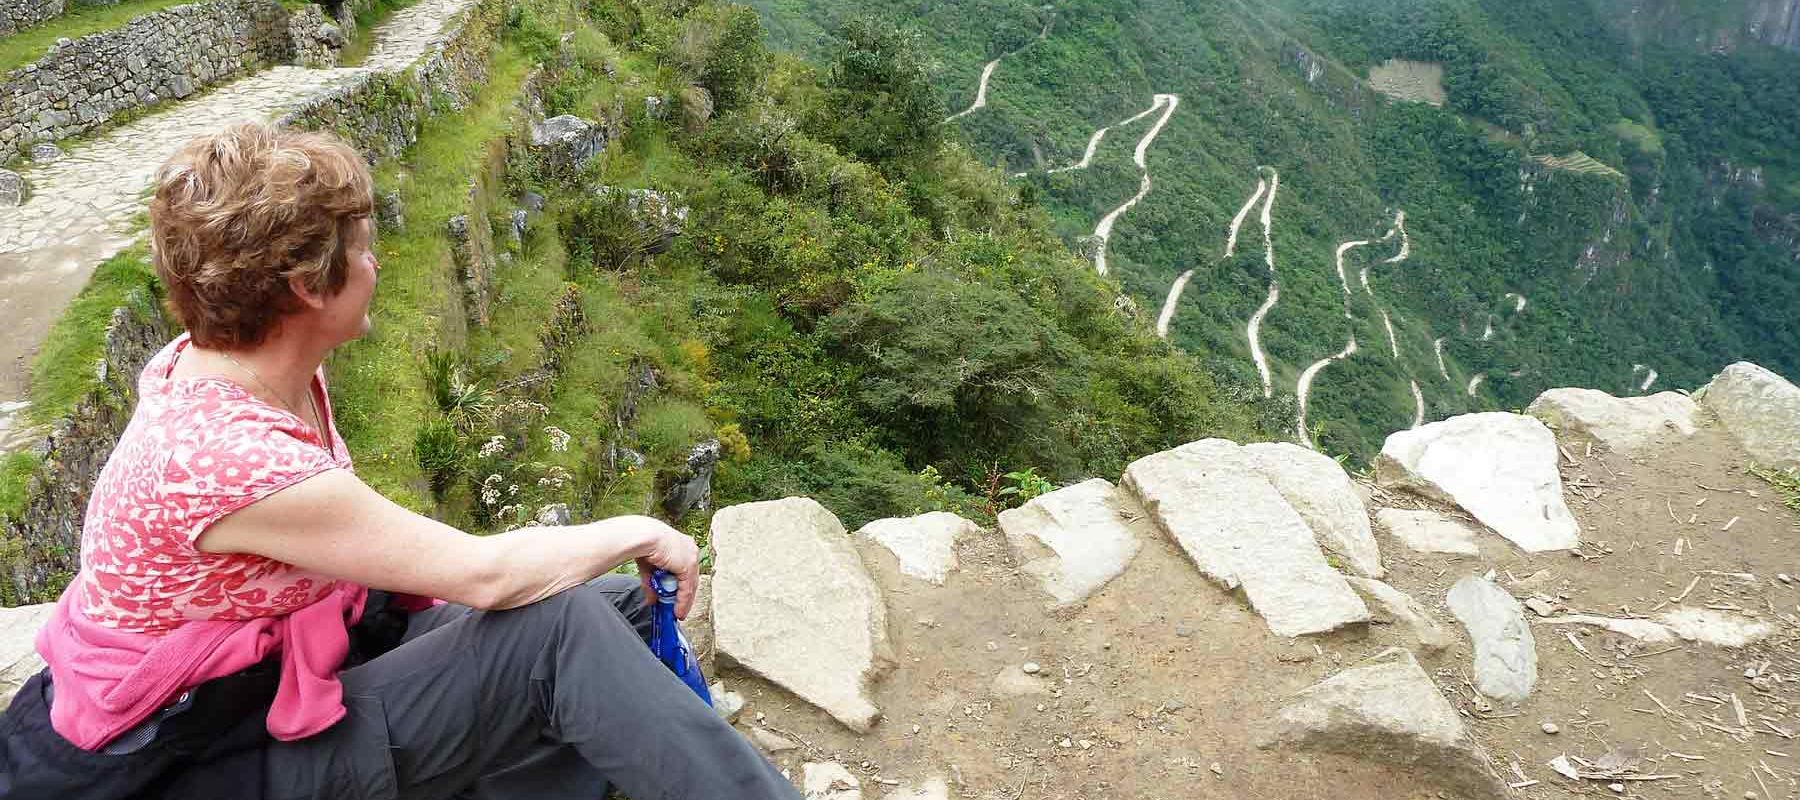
left=221, top=351, right=324, bottom=441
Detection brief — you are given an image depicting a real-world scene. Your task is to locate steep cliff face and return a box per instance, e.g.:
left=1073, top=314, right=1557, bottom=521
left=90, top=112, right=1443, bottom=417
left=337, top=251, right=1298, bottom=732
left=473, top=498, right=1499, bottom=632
left=1594, top=0, right=1800, bottom=52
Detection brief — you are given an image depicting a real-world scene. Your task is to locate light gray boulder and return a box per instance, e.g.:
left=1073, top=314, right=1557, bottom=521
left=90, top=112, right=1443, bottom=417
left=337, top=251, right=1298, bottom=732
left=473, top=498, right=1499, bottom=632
left=1263, top=648, right=1501, bottom=798
left=1345, top=577, right=1456, bottom=651
left=802, top=762, right=862, bottom=799
left=1527, top=387, right=1700, bottom=456
left=1446, top=576, right=1537, bottom=704
left=1243, top=442, right=1384, bottom=578
left=529, top=114, right=605, bottom=176
left=998, top=479, right=1141, bottom=606
left=29, top=143, right=62, bottom=163
left=711, top=498, right=891, bottom=732
left=856, top=511, right=981, bottom=585
left=1695, top=362, right=1800, bottom=469
left=1123, top=440, right=1370, bottom=637
left=1377, top=413, right=1580, bottom=552
left=1374, top=508, right=1479, bottom=556
left=0, top=604, right=52, bottom=707
left=0, top=169, right=25, bottom=206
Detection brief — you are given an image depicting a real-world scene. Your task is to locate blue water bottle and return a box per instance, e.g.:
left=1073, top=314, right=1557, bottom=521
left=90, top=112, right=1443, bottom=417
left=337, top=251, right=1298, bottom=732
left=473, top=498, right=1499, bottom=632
left=649, top=569, right=712, bottom=706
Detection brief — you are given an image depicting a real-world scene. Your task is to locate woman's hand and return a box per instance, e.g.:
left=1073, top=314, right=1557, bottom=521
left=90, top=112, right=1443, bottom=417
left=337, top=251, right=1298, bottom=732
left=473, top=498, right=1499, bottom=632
left=620, top=516, right=700, bottom=619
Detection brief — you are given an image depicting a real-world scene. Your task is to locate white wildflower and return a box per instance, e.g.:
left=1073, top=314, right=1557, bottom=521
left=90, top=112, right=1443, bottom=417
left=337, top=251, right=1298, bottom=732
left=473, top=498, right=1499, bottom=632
left=479, top=435, right=507, bottom=458
left=545, top=426, right=571, bottom=453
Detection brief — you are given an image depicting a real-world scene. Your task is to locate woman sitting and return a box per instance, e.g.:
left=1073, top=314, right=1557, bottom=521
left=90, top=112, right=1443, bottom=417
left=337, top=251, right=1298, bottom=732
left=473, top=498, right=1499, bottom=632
left=0, top=121, right=798, bottom=800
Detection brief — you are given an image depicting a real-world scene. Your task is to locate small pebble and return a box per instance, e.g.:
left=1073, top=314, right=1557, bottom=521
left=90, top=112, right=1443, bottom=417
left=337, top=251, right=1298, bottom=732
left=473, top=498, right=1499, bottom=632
left=1034, top=703, right=1045, bottom=712
left=1779, top=573, right=1792, bottom=585
left=1022, top=662, right=1041, bottom=675
left=1608, top=784, right=1623, bottom=794
left=1746, top=667, right=1759, bottom=679
left=1209, top=763, right=1223, bottom=777
left=911, top=724, right=921, bottom=734
left=985, top=641, right=998, bottom=652
left=1166, top=699, right=1187, bottom=712
left=1059, top=738, right=1073, bottom=748
left=1540, top=722, right=1559, bottom=735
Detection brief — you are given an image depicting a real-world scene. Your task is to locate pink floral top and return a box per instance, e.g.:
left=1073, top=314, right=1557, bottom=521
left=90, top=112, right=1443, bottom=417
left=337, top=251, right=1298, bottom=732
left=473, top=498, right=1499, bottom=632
left=71, top=333, right=351, bottom=634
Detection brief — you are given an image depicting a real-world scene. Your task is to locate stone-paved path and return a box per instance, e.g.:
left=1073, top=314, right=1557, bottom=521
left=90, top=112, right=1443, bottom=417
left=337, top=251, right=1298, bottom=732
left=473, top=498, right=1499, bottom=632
left=0, top=0, right=477, bottom=450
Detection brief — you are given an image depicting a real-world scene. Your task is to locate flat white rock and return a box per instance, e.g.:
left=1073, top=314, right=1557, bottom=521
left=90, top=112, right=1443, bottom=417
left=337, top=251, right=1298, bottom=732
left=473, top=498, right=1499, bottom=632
left=1244, top=442, right=1385, bottom=577
left=712, top=497, right=891, bottom=732
left=1527, top=388, right=1700, bottom=455
left=1378, top=413, right=1581, bottom=552
left=856, top=512, right=981, bottom=585
left=1657, top=607, right=1773, bottom=648
left=1697, top=362, right=1800, bottom=469
left=1446, top=576, right=1537, bottom=704
left=1346, top=577, right=1456, bottom=651
left=1124, top=440, right=1370, bottom=637
left=802, top=762, right=863, bottom=799
left=0, top=604, right=51, bottom=708
left=998, top=479, right=1142, bottom=605
left=1264, top=648, right=1501, bottom=798
left=1538, top=615, right=1677, bottom=644
left=1375, top=508, right=1481, bottom=556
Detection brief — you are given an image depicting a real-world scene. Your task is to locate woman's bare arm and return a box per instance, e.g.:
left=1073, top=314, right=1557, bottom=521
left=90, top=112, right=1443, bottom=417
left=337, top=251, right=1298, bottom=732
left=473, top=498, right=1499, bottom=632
left=195, top=469, right=700, bottom=614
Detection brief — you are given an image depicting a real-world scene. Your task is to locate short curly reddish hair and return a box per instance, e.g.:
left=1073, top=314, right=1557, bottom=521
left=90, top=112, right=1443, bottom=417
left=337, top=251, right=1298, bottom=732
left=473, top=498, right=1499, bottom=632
left=149, top=121, right=374, bottom=349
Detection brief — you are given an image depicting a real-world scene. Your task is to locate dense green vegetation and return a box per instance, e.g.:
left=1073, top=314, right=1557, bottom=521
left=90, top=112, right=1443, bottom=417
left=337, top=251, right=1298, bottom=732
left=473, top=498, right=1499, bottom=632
left=308, top=0, right=1263, bottom=536
left=744, top=0, right=1800, bottom=462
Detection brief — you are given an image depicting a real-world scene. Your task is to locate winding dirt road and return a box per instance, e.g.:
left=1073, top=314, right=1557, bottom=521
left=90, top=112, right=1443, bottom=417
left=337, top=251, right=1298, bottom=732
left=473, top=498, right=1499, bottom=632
left=1433, top=337, right=1449, bottom=380
left=945, top=18, right=1053, bottom=124
left=1245, top=166, right=1282, bottom=397
left=1409, top=380, right=1425, bottom=429
left=1295, top=336, right=1358, bottom=443
left=1156, top=177, right=1265, bottom=339
left=1091, top=94, right=1179, bottom=277
left=1632, top=363, right=1659, bottom=392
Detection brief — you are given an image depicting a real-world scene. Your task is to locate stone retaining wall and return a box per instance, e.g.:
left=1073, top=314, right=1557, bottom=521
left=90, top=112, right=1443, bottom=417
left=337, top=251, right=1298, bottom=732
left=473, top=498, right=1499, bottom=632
left=1, top=296, right=169, bottom=605
left=0, top=0, right=341, bottom=157
left=0, top=0, right=65, bottom=37
left=276, top=0, right=499, bottom=160
left=0, top=0, right=501, bottom=605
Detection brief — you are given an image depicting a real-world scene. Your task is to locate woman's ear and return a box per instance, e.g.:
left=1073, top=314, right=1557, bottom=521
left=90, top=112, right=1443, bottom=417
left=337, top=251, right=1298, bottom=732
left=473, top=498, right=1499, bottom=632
left=288, top=273, right=328, bottom=310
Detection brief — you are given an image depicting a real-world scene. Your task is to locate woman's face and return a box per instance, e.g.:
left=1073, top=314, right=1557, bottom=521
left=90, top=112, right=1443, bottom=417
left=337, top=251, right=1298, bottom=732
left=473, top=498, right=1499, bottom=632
left=324, top=217, right=380, bottom=344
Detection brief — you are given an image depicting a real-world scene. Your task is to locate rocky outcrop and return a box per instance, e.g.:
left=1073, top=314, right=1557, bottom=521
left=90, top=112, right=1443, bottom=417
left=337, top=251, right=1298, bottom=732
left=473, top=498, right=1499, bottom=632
left=1377, top=413, right=1580, bottom=552
left=0, top=0, right=340, bottom=157
left=856, top=511, right=980, bottom=585
left=1124, top=440, right=1371, bottom=637
left=1374, top=508, right=1479, bottom=556
left=998, top=479, right=1142, bottom=606
left=658, top=439, right=720, bottom=522
left=1527, top=387, right=1700, bottom=455
left=1263, top=648, right=1499, bottom=798
left=1446, top=576, right=1537, bottom=705
left=529, top=114, right=606, bottom=179
left=1695, top=362, right=1800, bottom=469
left=1242, top=442, right=1383, bottom=578
left=710, top=497, right=891, bottom=732
left=0, top=603, right=51, bottom=707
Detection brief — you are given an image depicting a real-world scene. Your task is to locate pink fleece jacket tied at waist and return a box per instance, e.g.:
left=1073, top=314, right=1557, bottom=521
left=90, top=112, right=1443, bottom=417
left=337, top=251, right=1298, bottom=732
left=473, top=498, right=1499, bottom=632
left=36, top=582, right=369, bottom=751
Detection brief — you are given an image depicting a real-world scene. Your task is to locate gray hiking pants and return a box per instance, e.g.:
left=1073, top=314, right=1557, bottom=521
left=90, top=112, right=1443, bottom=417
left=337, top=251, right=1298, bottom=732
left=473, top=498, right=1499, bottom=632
left=264, top=575, right=800, bottom=800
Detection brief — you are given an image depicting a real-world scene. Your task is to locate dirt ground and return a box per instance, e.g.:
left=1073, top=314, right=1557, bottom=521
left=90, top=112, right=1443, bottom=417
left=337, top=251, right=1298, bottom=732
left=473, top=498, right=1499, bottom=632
left=712, top=424, right=1799, bottom=800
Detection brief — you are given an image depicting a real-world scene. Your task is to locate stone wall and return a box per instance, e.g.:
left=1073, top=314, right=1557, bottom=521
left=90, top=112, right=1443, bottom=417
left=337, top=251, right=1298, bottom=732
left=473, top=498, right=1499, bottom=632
left=0, top=0, right=339, bottom=157
left=275, top=0, right=499, bottom=161
left=1, top=297, right=169, bottom=605
left=0, top=0, right=64, bottom=37
left=0, top=0, right=501, bottom=605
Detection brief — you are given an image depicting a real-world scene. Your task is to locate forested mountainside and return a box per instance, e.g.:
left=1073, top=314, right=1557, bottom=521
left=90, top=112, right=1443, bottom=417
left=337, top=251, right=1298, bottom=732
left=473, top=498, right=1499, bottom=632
left=747, top=0, right=1800, bottom=461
